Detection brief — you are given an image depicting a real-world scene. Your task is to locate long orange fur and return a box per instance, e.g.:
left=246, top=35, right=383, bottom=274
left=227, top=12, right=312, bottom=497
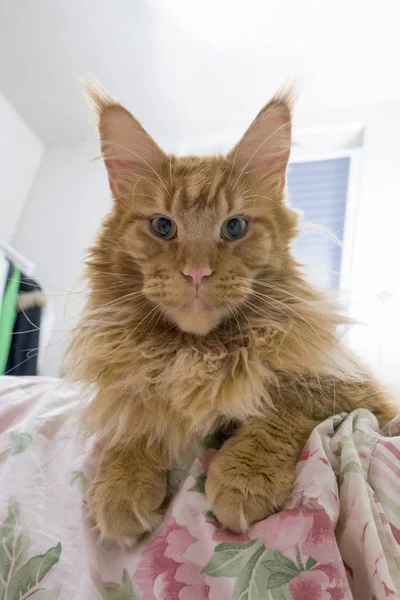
left=65, top=82, right=396, bottom=539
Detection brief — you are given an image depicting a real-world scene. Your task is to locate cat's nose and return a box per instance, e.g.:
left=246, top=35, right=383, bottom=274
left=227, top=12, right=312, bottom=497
left=182, top=266, right=213, bottom=287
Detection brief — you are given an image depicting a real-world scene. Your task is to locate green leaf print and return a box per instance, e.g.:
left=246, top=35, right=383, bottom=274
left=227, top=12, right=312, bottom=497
left=18, top=383, right=35, bottom=394
left=269, top=586, right=292, bottom=600
left=0, top=432, right=32, bottom=463
left=8, top=543, right=61, bottom=600
left=28, top=587, right=61, bottom=599
left=188, top=473, right=206, bottom=494
left=339, top=460, right=363, bottom=485
left=70, top=470, right=88, bottom=492
left=333, top=435, right=353, bottom=457
left=0, top=502, right=61, bottom=600
left=0, top=502, right=28, bottom=595
left=122, top=569, right=134, bottom=596
left=204, top=540, right=302, bottom=599
left=9, top=432, right=32, bottom=456
left=100, top=578, right=139, bottom=600
left=264, top=570, right=294, bottom=589
left=202, top=433, right=225, bottom=450
left=94, top=568, right=139, bottom=600
left=232, top=544, right=266, bottom=600
left=305, top=556, right=318, bottom=570
left=101, top=585, right=129, bottom=600
left=205, top=510, right=216, bottom=520
left=201, top=539, right=265, bottom=578
left=262, top=550, right=299, bottom=584
left=235, top=549, right=299, bottom=598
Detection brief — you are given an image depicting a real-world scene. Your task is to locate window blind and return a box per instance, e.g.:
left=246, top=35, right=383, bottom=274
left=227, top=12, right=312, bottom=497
left=287, top=157, right=350, bottom=289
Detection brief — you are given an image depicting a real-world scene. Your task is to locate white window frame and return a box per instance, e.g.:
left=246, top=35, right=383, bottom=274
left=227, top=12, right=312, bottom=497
left=289, top=147, right=363, bottom=300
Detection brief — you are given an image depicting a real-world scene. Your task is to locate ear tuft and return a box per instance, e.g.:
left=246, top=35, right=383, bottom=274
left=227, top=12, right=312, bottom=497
left=80, top=77, right=118, bottom=121
left=264, top=82, right=298, bottom=117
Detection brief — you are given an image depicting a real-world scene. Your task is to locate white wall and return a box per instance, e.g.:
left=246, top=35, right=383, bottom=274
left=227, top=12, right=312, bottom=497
left=0, top=93, right=44, bottom=242
left=344, top=104, right=400, bottom=391
left=291, top=102, right=400, bottom=391
left=13, top=142, right=112, bottom=376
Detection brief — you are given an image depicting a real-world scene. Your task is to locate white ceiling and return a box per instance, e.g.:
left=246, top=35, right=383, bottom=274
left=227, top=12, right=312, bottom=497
left=1, top=0, right=400, bottom=149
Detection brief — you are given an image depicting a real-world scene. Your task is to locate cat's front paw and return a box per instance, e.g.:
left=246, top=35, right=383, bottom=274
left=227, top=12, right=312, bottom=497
left=86, top=464, right=167, bottom=543
left=205, top=437, right=294, bottom=533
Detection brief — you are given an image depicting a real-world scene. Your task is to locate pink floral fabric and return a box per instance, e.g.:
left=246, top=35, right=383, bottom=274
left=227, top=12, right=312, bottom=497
left=0, top=377, right=399, bottom=599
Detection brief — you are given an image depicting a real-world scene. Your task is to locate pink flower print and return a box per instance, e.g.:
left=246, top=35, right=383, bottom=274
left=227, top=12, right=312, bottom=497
left=289, top=568, right=331, bottom=599
left=175, top=562, right=210, bottom=599
left=290, top=565, right=349, bottom=600
left=250, top=505, right=314, bottom=556
left=164, top=528, right=197, bottom=563
left=134, top=512, right=186, bottom=600
left=299, top=441, right=318, bottom=462
left=300, top=509, right=339, bottom=564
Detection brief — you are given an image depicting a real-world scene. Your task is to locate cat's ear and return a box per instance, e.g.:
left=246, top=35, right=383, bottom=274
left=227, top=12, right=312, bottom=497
left=83, top=80, right=165, bottom=197
left=227, top=89, right=293, bottom=193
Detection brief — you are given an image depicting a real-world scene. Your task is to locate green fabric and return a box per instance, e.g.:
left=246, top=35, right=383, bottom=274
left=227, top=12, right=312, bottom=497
left=0, top=266, right=21, bottom=375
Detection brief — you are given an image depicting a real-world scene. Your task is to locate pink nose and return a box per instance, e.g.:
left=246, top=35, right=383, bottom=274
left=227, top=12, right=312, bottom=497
left=182, top=266, right=213, bottom=287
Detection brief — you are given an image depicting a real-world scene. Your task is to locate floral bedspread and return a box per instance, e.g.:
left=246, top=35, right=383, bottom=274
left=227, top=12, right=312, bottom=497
left=0, top=377, right=400, bottom=599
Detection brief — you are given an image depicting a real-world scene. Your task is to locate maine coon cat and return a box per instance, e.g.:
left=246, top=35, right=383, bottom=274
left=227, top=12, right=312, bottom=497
left=66, top=82, right=396, bottom=541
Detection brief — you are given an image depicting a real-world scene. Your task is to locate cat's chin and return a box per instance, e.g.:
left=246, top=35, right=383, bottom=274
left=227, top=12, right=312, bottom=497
left=166, top=304, right=227, bottom=336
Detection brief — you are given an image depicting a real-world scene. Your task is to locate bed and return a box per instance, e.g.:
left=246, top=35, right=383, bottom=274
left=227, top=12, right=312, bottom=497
left=0, top=376, right=399, bottom=599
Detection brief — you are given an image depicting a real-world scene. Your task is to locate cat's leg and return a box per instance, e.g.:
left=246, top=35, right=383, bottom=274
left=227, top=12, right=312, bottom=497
left=86, top=438, right=168, bottom=541
left=206, top=376, right=397, bottom=533
left=206, top=410, right=317, bottom=532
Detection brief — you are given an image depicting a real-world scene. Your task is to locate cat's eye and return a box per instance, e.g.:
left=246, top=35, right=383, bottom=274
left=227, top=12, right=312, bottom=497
left=220, top=216, right=248, bottom=241
left=150, top=215, right=177, bottom=239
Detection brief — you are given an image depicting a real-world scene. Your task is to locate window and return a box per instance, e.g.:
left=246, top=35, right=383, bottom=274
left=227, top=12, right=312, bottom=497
left=287, top=155, right=357, bottom=290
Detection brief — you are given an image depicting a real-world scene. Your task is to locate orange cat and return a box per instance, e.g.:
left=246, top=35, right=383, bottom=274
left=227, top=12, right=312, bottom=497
left=66, top=82, right=396, bottom=541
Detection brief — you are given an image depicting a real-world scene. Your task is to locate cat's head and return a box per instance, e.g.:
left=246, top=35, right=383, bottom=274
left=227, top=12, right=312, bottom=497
left=86, top=83, right=299, bottom=336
